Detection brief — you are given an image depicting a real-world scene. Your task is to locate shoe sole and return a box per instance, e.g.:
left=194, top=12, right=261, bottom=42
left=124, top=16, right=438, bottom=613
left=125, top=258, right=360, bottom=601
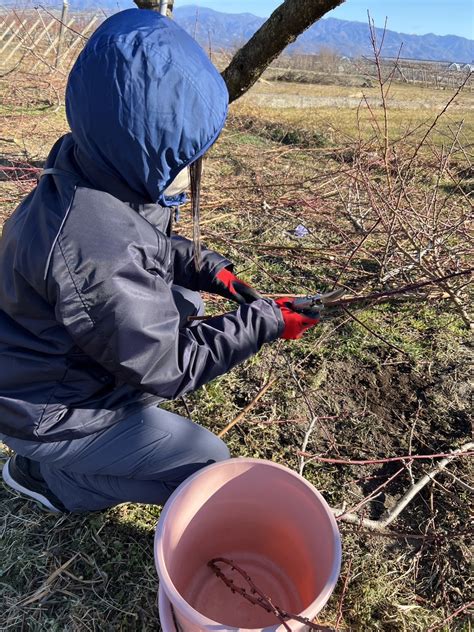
left=2, top=458, right=61, bottom=513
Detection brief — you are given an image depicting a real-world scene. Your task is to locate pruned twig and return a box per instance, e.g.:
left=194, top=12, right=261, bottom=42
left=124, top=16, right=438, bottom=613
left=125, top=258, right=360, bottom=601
left=426, top=600, right=474, bottom=631
left=218, top=378, right=276, bottom=438
left=208, top=558, right=336, bottom=631
left=299, top=445, right=474, bottom=466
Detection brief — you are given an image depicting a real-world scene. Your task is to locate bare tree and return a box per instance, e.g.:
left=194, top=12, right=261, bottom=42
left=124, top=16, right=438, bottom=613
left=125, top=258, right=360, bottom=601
left=222, top=0, right=346, bottom=102
left=316, top=45, right=340, bottom=69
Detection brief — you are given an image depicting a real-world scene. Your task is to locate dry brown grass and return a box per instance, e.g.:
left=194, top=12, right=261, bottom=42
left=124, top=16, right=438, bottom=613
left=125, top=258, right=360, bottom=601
left=238, top=79, right=474, bottom=150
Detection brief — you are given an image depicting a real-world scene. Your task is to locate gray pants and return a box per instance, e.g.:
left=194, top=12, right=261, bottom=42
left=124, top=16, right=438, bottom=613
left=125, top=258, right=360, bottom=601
left=2, top=287, right=230, bottom=512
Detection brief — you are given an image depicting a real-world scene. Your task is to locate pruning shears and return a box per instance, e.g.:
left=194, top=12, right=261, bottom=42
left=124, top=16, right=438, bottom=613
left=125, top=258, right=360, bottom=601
left=189, top=266, right=473, bottom=324
left=290, top=288, right=346, bottom=320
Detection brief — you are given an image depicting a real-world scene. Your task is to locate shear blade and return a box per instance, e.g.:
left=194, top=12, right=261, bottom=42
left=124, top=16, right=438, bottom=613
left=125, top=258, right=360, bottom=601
left=320, top=288, right=345, bottom=305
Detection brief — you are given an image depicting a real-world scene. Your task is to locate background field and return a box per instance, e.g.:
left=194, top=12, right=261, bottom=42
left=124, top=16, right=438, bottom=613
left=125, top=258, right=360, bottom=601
left=0, top=9, right=473, bottom=631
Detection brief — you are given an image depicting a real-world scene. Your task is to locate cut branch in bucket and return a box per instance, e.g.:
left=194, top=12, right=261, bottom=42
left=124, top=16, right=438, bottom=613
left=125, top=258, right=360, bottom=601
left=208, top=557, right=337, bottom=632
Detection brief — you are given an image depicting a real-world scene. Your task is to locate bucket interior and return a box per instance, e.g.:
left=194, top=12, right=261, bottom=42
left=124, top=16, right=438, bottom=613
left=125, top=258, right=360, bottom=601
left=158, top=460, right=339, bottom=629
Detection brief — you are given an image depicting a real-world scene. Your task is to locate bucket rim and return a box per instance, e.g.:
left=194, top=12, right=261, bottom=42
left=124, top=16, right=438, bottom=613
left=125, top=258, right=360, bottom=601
left=154, top=457, right=342, bottom=631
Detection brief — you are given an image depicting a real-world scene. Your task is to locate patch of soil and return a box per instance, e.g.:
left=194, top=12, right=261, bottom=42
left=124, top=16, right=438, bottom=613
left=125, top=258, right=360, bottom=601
left=328, top=358, right=422, bottom=420
left=325, top=351, right=471, bottom=446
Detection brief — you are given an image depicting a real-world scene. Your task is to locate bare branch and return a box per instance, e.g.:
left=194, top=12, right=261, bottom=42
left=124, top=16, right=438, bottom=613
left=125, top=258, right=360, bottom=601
left=327, top=442, right=474, bottom=531
left=208, top=558, right=336, bottom=631
left=300, top=445, right=474, bottom=467
left=218, top=378, right=277, bottom=438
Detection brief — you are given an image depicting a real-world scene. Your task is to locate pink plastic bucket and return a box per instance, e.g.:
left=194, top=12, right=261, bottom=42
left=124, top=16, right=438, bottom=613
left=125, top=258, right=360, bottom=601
left=154, top=458, right=341, bottom=631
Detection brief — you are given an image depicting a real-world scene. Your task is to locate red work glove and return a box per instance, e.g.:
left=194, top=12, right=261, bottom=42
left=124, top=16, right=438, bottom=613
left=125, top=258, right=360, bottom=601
left=275, top=297, right=320, bottom=340
left=215, top=267, right=262, bottom=304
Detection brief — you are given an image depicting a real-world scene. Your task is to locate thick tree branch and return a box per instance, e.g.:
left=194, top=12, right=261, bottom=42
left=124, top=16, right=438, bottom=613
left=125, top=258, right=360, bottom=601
left=134, top=1, right=159, bottom=9
left=222, top=0, right=346, bottom=103
left=134, top=0, right=174, bottom=16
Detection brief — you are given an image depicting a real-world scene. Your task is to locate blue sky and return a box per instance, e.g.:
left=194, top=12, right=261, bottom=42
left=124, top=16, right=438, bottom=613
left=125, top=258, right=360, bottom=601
left=178, top=1, right=474, bottom=39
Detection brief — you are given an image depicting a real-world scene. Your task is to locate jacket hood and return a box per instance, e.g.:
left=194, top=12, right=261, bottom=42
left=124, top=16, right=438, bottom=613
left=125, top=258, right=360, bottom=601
left=66, top=9, right=228, bottom=206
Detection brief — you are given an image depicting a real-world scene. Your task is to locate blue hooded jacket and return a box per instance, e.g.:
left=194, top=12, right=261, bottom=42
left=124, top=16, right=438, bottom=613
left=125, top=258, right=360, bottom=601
left=67, top=9, right=229, bottom=206
left=0, top=10, right=283, bottom=441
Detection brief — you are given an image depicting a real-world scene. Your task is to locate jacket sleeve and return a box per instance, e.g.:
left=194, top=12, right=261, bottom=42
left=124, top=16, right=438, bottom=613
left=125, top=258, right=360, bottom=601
left=171, top=234, right=232, bottom=292
left=49, top=238, right=283, bottom=400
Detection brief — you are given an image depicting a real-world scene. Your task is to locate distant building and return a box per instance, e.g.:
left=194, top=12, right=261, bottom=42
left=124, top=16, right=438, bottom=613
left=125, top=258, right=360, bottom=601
left=448, top=63, right=462, bottom=71
left=462, top=63, right=474, bottom=72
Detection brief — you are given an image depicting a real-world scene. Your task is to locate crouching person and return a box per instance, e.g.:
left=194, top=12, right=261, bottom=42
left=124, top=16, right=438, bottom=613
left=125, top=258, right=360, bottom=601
left=0, top=10, right=318, bottom=513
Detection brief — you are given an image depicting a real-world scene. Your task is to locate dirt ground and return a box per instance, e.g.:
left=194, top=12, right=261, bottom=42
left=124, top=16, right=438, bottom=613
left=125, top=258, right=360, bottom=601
left=0, top=72, right=473, bottom=631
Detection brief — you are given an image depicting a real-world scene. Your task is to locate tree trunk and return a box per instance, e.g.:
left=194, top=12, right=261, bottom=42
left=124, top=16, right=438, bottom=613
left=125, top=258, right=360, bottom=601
left=134, top=0, right=174, bottom=17
left=134, top=0, right=159, bottom=9
left=222, top=0, right=346, bottom=103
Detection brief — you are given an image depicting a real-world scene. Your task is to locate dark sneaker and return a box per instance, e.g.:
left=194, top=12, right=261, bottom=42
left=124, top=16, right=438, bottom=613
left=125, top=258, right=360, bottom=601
left=2, top=454, right=66, bottom=513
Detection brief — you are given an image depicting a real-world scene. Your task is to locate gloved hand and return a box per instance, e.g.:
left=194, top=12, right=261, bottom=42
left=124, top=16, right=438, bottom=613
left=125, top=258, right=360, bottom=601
left=215, top=267, right=262, bottom=304
left=275, top=297, right=320, bottom=340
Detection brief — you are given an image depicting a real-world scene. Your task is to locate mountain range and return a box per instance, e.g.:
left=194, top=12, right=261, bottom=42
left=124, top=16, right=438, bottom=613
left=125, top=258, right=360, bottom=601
left=174, top=5, right=473, bottom=64
left=4, top=1, right=474, bottom=63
